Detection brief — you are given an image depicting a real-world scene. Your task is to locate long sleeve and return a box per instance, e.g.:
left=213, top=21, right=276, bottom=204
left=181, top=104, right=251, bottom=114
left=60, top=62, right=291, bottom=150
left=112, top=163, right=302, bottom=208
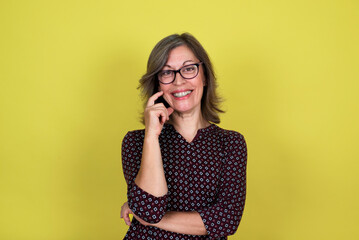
left=197, top=131, right=247, bottom=238
left=121, top=131, right=168, bottom=224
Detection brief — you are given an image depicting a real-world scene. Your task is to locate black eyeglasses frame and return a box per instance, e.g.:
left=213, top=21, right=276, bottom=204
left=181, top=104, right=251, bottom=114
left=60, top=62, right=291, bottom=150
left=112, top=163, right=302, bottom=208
left=157, top=62, right=203, bottom=85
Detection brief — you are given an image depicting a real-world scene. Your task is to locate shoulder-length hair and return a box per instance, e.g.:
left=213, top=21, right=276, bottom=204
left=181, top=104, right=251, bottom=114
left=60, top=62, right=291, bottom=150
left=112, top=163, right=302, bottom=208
left=138, top=33, right=224, bottom=124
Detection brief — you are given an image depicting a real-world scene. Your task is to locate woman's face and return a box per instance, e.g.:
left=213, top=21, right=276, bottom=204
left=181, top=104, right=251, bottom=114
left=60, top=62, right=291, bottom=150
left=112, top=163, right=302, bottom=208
left=159, top=45, right=205, bottom=115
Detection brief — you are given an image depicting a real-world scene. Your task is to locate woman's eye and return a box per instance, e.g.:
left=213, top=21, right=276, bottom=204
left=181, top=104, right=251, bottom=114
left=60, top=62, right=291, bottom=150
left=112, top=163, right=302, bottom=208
left=161, top=70, right=172, bottom=76
left=183, top=66, right=195, bottom=72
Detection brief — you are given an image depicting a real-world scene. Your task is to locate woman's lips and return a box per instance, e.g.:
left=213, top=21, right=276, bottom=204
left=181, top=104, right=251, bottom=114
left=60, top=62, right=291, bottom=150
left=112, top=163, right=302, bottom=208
left=171, top=90, right=193, bottom=100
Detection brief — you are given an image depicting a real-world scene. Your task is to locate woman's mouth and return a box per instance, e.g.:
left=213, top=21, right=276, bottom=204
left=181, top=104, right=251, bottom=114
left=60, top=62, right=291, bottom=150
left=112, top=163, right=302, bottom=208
left=172, top=90, right=192, bottom=98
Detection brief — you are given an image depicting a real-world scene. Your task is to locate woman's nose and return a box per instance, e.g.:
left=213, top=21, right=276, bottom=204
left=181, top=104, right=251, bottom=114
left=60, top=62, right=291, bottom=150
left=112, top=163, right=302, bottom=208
left=173, top=72, right=186, bottom=85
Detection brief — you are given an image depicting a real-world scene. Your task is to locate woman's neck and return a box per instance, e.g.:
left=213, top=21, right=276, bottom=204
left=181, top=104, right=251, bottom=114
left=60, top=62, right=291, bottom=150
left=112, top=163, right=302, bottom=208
left=167, top=110, right=210, bottom=142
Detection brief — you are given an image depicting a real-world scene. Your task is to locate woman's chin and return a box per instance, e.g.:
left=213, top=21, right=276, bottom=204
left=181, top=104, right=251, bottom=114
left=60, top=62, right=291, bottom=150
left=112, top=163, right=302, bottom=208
left=171, top=104, right=198, bottom=115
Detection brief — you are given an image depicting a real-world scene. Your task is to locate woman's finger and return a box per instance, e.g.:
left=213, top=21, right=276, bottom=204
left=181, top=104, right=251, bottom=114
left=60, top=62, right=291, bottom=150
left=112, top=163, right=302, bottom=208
left=167, top=107, right=174, bottom=118
left=146, top=91, right=164, bottom=107
left=120, top=205, right=124, bottom=218
left=154, top=105, right=167, bottom=123
left=120, top=202, right=132, bottom=226
left=123, top=210, right=132, bottom=226
left=160, top=111, right=167, bottom=125
left=150, top=104, right=169, bottom=124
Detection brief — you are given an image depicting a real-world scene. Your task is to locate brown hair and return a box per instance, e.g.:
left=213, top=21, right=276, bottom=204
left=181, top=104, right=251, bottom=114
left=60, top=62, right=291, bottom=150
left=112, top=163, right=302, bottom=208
left=138, top=33, right=224, bottom=124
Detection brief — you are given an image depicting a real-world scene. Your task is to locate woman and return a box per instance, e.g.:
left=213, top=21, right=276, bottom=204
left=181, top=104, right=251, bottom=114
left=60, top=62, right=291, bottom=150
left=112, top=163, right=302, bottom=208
left=120, top=33, right=247, bottom=239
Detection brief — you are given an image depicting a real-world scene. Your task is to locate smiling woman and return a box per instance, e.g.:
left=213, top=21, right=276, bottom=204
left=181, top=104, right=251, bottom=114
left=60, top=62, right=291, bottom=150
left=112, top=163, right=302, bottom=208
left=120, top=33, right=248, bottom=239
left=138, top=33, right=224, bottom=126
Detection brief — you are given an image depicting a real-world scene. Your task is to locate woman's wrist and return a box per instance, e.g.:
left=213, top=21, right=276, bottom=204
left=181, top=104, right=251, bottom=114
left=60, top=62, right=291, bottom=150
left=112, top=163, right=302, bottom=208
left=148, top=211, right=207, bottom=235
left=144, top=131, right=160, bottom=142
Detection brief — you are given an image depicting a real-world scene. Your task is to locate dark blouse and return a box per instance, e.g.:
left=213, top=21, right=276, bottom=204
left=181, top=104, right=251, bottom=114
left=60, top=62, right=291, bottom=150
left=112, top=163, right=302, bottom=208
left=122, top=123, right=247, bottom=239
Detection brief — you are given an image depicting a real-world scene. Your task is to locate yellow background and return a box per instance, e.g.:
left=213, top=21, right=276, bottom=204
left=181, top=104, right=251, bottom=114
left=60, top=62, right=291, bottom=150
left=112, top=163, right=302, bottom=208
left=1, top=0, right=358, bottom=239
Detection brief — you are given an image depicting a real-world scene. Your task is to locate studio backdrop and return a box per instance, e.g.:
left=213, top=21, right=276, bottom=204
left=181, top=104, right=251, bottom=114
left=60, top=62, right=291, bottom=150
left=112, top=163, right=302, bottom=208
left=0, top=0, right=358, bottom=239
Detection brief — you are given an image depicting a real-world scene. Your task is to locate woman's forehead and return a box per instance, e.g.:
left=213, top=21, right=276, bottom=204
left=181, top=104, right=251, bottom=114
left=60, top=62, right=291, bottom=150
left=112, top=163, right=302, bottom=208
left=165, top=46, right=198, bottom=67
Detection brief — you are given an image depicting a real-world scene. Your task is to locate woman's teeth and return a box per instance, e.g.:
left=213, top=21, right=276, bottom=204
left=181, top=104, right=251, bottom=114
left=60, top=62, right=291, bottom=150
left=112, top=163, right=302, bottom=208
left=173, top=90, right=192, bottom=97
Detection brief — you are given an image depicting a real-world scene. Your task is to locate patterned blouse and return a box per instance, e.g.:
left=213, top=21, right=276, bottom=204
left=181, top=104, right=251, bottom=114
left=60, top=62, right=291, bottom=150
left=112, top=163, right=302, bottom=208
left=122, top=123, right=247, bottom=239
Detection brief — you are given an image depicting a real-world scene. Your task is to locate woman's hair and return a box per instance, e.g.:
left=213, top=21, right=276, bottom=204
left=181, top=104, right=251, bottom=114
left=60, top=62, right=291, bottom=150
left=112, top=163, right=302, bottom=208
left=138, top=32, right=224, bottom=124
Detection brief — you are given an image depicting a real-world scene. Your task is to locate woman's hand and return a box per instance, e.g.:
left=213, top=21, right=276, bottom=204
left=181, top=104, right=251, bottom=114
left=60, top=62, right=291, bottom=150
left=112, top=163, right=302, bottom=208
left=120, top=201, right=132, bottom=226
left=120, top=201, right=152, bottom=227
left=144, top=91, right=174, bottom=137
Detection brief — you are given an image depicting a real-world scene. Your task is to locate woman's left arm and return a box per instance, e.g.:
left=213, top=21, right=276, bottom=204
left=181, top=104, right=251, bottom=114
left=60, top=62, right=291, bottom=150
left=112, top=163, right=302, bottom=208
left=196, top=132, right=247, bottom=238
left=120, top=202, right=207, bottom=235
left=151, top=211, right=207, bottom=235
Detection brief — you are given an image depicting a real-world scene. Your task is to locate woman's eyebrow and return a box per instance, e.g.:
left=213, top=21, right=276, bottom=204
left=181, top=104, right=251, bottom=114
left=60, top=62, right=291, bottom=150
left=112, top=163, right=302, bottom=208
left=182, top=60, right=195, bottom=65
left=164, top=60, right=195, bottom=68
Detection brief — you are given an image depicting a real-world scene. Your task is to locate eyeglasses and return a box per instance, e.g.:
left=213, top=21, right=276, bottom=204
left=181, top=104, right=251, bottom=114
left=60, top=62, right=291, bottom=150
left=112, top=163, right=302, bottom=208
left=157, top=62, right=203, bottom=84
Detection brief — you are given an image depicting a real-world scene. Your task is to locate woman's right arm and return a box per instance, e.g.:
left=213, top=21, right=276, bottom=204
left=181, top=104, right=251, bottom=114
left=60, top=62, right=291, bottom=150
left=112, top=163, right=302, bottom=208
left=124, top=91, right=174, bottom=224
left=134, top=129, right=167, bottom=197
left=135, top=91, right=173, bottom=196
